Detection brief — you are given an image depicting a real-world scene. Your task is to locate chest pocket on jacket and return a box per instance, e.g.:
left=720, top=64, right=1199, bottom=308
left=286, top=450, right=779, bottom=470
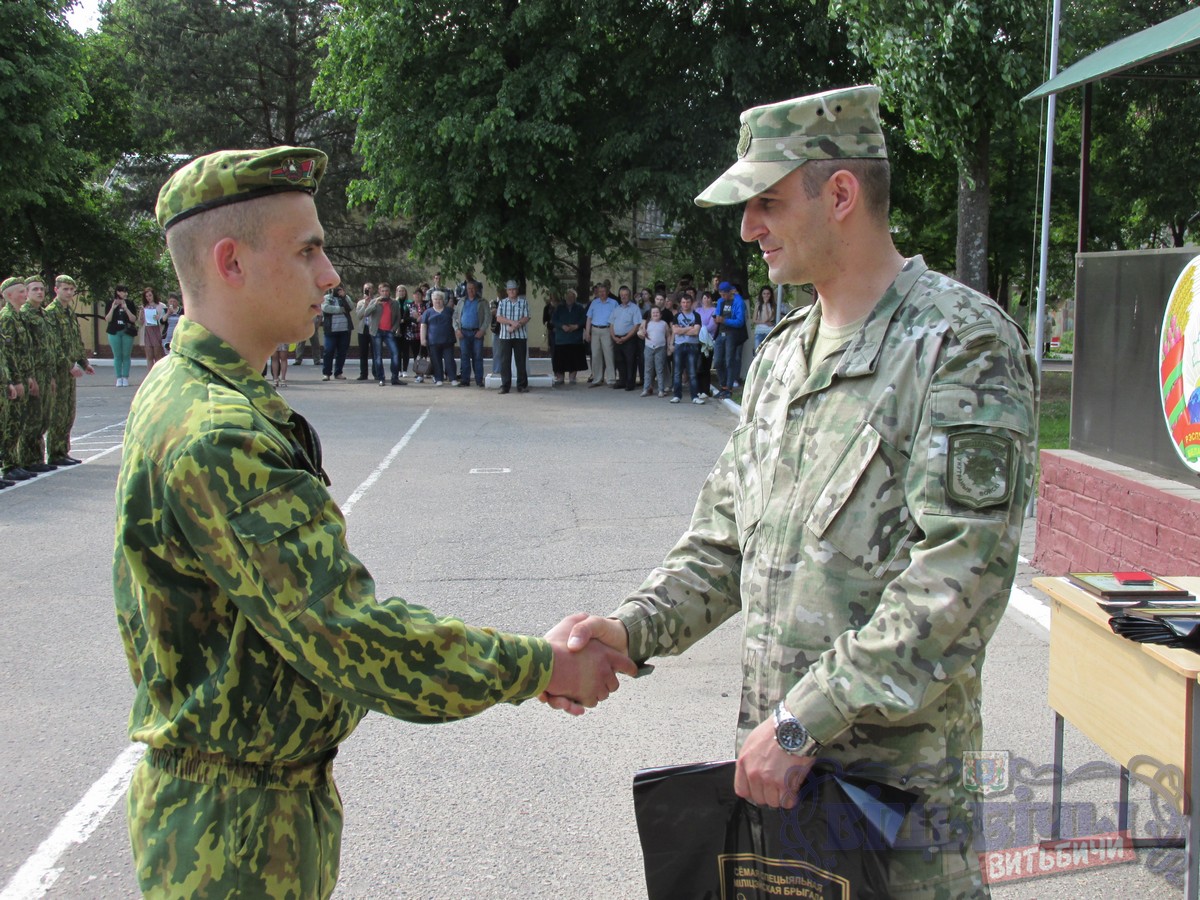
left=805, top=422, right=914, bottom=578
left=229, top=473, right=347, bottom=620
left=731, top=421, right=772, bottom=544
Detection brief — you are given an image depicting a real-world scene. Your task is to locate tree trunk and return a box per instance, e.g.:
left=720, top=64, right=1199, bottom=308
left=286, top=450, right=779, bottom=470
left=576, top=249, right=591, bottom=301
left=955, top=134, right=990, bottom=296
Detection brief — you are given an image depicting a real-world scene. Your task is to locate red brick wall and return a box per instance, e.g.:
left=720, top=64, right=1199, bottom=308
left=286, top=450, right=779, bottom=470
left=1035, top=450, right=1200, bottom=576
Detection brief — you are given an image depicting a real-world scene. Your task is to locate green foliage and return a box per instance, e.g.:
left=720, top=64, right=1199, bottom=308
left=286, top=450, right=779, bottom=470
left=0, top=0, right=163, bottom=294
left=318, top=0, right=858, bottom=290
left=94, top=0, right=406, bottom=280
left=829, top=0, right=1044, bottom=294
left=0, top=0, right=87, bottom=210
left=1038, top=371, right=1072, bottom=450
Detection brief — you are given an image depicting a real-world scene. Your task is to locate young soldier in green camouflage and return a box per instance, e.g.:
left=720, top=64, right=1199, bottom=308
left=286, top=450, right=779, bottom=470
left=44, top=275, right=93, bottom=465
left=115, top=146, right=636, bottom=900
left=0, top=283, right=16, bottom=489
left=18, top=277, right=58, bottom=472
left=0, top=277, right=36, bottom=481
left=551, top=86, right=1039, bottom=899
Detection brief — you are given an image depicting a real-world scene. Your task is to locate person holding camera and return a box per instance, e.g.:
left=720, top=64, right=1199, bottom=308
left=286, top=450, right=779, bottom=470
left=105, top=284, right=139, bottom=387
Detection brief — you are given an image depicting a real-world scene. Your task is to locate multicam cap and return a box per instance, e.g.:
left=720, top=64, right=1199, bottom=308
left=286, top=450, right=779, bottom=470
left=694, top=85, right=887, bottom=208
left=155, top=146, right=327, bottom=230
left=0, top=277, right=24, bottom=294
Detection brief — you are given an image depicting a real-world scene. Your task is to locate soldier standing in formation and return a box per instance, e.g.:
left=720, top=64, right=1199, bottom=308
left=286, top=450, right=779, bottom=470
left=0, top=275, right=94, bottom=484
left=17, top=277, right=59, bottom=474
left=549, top=85, right=1039, bottom=898
left=45, top=275, right=94, bottom=466
left=0, top=277, right=37, bottom=483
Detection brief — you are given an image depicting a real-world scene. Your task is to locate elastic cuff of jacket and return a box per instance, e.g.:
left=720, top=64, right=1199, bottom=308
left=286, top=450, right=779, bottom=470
left=784, top=679, right=851, bottom=748
left=512, top=636, right=555, bottom=702
left=611, top=606, right=653, bottom=664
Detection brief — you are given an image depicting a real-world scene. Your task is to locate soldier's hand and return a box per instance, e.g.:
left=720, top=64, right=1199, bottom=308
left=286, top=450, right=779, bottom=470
left=28, top=377, right=39, bottom=399
left=84, top=364, right=95, bottom=375
left=70, top=364, right=83, bottom=379
left=734, top=717, right=814, bottom=809
left=539, top=614, right=632, bottom=714
left=540, top=613, right=636, bottom=715
left=6, top=383, right=18, bottom=400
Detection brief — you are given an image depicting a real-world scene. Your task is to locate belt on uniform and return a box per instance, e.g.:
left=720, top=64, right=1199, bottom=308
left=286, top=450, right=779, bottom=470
left=591, top=324, right=609, bottom=328
left=145, top=746, right=336, bottom=790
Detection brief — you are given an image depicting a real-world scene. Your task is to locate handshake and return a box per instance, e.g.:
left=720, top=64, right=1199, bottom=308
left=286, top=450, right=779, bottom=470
left=538, top=613, right=638, bottom=715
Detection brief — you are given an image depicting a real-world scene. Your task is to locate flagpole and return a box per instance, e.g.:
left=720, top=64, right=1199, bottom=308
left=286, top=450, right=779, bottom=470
left=1030, top=0, right=1063, bottom=519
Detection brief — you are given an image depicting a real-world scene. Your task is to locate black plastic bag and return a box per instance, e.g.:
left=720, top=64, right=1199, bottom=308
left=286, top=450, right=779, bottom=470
left=633, top=760, right=918, bottom=900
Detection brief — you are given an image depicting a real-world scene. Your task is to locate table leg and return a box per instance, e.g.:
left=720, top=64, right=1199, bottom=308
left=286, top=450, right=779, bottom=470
left=1187, top=687, right=1200, bottom=900
left=1052, top=711, right=1064, bottom=841
left=1119, top=764, right=1131, bottom=834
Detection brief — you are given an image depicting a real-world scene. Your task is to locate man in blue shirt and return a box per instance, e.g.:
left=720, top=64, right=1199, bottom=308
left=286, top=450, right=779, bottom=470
left=584, top=284, right=619, bottom=387
left=610, top=286, right=643, bottom=391
left=453, top=280, right=491, bottom=387
left=712, top=281, right=747, bottom=398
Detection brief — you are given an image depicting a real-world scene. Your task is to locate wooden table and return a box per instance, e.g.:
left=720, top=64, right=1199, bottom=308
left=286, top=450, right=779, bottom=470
left=1034, top=575, right=1200, bottom=898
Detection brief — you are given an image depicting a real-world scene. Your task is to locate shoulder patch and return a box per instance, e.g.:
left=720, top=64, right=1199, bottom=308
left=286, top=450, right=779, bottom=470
left=946, top=432, right=1015, bottom=509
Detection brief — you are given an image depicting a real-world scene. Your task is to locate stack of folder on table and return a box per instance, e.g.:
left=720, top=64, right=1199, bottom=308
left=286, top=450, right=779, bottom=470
left=1067, top=572, right=1200, bottom=650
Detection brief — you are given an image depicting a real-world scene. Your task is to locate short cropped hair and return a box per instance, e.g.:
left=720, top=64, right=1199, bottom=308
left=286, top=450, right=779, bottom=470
left=166, top=202, right=264, bottom=296
left=800, top=158, right=891, bottom=222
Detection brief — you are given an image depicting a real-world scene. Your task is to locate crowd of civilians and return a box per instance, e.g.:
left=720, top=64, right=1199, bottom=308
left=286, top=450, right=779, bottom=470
left=281, top=272, right=785, bottom=400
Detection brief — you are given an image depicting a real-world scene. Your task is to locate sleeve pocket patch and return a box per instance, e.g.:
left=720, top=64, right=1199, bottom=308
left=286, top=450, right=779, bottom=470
left=946, top=432, right=1015, bottom=510
left=229, top=473, right=347, bottom=619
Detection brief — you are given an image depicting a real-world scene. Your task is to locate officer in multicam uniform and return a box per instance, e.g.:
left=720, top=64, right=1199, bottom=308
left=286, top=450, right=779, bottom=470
left=115, top=146, right=635, bottom=899
left=0, top=277, right=37, bottom=482
left=44, top=275, right=93, bottom=466
left=18, top=276, right=59, bottom=473
left=550, top=86, right=1038, bottom=898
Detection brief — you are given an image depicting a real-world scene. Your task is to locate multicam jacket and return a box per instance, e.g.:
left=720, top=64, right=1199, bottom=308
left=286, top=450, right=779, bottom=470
left=114, top=317, right=552, bottom=766
left=614, top=257, right=1038, bottom=806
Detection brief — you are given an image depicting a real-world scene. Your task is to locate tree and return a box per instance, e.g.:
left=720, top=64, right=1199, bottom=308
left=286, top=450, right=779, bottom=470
left=0, top=0, right=165, bottom=297
left=1055, top=0, right=1200, bottom=250
left=318, top=0, right=859, bottom=293
left=95, top=0, right=409, bottom=280
left=829, top=0, right=1044, bottom=296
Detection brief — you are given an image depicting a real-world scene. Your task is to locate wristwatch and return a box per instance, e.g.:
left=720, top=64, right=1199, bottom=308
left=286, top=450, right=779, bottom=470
left=773, top=702, right=821, bottom=757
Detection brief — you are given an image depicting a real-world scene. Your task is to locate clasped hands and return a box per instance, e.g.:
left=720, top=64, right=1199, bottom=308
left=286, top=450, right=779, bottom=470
left=538, top=613, right=635, bottom=716
left=538, top=613, right=814, bottom=810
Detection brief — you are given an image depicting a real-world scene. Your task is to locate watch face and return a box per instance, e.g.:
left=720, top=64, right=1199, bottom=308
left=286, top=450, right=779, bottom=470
left=776, top=718, right=808, bottom=752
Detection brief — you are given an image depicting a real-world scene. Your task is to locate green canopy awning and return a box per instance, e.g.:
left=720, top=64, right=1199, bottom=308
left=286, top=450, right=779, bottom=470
left=1024, top=5, right=1200, bottom=100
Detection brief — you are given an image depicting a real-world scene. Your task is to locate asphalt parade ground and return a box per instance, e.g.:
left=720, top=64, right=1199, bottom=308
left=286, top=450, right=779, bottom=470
left=0, top=358, right=1186, bottom=899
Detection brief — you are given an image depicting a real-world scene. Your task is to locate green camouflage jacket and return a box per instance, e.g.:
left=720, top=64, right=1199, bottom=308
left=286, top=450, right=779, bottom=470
left=114, top=317, right=553, bottom=765
left=18, top=303, right=57, bottom=377
left=44, top=298, right=87, bottom=369
left=614, top=257, right=1038, bottom=805
left=0, top=303, right=32, bottom=383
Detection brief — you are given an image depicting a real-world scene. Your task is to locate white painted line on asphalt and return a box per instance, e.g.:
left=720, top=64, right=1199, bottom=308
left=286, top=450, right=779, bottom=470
left=341, top=408, right=431, bottom=518
left=0, top=743, right=144, bottom=900
left=1, top=412, right=431, bottom=894
left=1009, top=585, right=1051, bottom=631
left=1, top=421, right=126, bottom=492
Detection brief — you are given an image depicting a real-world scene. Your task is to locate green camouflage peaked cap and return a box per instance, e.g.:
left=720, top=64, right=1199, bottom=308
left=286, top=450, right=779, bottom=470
left=156, top=146, right=327, bottom=230
left=0, top=277, right=24, bottom=294
left=695, top=84, right=887, bottom=208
